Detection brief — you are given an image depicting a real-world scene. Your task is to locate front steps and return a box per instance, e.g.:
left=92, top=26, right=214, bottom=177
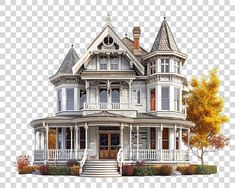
left=80, top=160, right=121, bottom=177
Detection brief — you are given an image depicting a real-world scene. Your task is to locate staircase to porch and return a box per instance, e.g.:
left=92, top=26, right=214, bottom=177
left=80, top=160, right=121, bottom=177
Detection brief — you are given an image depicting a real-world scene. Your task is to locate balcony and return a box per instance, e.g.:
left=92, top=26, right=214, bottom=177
left=83, top=102, right=134, bottom=110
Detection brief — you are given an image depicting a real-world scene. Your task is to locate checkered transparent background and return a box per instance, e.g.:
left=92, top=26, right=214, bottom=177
left=0, top=0, right=234, bottom=187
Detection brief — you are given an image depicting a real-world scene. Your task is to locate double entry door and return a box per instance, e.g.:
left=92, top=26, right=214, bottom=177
left=99, top=131, right=120, bottom=159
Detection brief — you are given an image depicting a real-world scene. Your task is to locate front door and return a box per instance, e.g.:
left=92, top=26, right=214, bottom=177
left=99, top=132, right=120, bottom=159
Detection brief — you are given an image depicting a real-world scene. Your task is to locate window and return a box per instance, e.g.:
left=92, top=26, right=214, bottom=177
left=173, top=60, right=180, bottom=74
left=100, top=89, right=108, bottom=109
left=174, top=88, right=180, bottom=111
left=137, top=90, right=141, bottom=104
left=150, top=89, right=156, bottom=111
left=150, top=61, right=156, bottom=74
left=66, top=88, right=74, bottom=110
left=80, top=127, right=85, bottom=149
left=162, top=128, right=169, bottom=149
left=103, top=36, right=114, bottom=46
left=100, top=57, right=107, bottom=70
left=161, top=87, right=169, bottom=110
left=57, top=89, right=62, bottom=112
left=80, top=90, right=86, bottom=110
left=150, top=128, right=156, bottom=149
left=111, top=88, right=120, bottom=103
left=161, top=59, right=170, bottom=73
left=110, top=56, right=118, bottom=70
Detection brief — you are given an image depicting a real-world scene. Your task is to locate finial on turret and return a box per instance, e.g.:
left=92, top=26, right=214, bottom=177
left=71, top=44, right=74, bottom=48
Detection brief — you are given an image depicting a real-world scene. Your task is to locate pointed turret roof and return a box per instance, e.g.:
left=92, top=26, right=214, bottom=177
left=56, top=45, right=79, bottom=74
left=150, top=17, right=179, bottom=53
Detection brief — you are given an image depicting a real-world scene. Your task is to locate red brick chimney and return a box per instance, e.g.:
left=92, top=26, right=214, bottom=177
left=133, top=26, right=141, bottom=49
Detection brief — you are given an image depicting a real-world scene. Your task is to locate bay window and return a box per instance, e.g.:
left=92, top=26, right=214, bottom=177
left=174, top=88, right=180, bottom=111
left=57, top=89, right=62, bottom=112
left=66, top=88, right=74, bottom=110
left=150, top=61, right=156, bottom=74
left=161, top=59, right=170, bottom=73
left=161, top=87, right=170, bottom=110
left=173, top=60, right=180, bottom=74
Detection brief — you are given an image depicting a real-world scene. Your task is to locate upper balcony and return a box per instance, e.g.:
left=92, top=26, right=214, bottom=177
left=83, top=102, right=134, bottom=110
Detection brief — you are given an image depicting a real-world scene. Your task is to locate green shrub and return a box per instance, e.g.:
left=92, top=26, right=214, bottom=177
left=48, top=166, right=71, bottom=175
left=39, top=165, right=49, bottom=175
left=134, top=166, right=153, bottom=176
left=158, top=165, right=172, bottom=176
left=151, top=166, right=161, bottom=175
left=122, top=165, right=136, bottom=176
left=192, top=165, right=217, bottom=175
left=70, top=165, right=80, bottom=176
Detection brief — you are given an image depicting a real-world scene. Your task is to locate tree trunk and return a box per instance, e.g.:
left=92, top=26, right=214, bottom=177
left=200, top=148, right=204, bottom=165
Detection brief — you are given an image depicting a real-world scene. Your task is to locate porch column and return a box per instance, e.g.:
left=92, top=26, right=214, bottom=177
left=56, top=127, right=58, bottom=149
left=160, top=124, right=163, bottom=161
left=85, top=122, right=88, bottom=149
left=129, top=125, right=132, bottom=160
left=39, top=131, right=42, bottom=150
left=34, top=131, right=37, bottom=151
left=70, top=126, right=73, bottom=159
left=174, top=125, right=177, bottom=161
left=46, top=124, right=49, bottom=161
left=128, top=80, right=133, bottom=108
left=75, top=125, right=79, bottom=159
left=120, top=123, right=124, bottom=159
left=136, top=126, right=139, bottom=160
left=187, top=128, right=190, bottom=150
left=179, top=128, right=182, bottom=150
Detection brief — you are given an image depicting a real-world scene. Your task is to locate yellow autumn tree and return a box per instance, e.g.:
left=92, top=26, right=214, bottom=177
left=186, top=68, right=229, bottom=165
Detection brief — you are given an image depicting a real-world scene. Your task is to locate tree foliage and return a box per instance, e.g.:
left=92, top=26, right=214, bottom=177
left=186, top=68, right=229, bottom=164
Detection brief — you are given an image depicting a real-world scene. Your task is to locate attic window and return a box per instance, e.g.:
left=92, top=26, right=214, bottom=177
left=103, top=36, right=114, bottom=46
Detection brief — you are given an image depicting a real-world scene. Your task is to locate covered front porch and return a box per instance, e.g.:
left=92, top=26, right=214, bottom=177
left=31, top=114, right=192, bottom=165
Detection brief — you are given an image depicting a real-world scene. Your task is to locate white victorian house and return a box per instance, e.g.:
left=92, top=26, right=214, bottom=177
left=30, top=16, right=194, bottom=176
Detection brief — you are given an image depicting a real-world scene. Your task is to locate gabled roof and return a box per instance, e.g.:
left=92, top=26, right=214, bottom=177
left=151, top=17, right=179, bottom=53
left=72, top=17, right=145, bottom=75
left=121, top=36, right=148, bottom=58
left=50, top=45, right=79, bottom=79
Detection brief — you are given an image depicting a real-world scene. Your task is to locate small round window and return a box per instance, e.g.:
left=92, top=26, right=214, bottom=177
left=103, top=36, right=114, bottom=46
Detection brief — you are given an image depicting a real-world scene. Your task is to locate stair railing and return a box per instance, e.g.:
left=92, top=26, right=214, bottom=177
left=117, top=148, right=123, bottom=175
left=79, top=149, right=88, bottom=175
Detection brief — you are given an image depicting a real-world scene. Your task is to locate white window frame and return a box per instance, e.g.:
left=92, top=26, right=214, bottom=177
left=161, top=59, right=170, bottom=73
left=57, top=89, right=62, bottom=112
left=66, top=88, right=74, bottom=111
left=100, top=56, right=107, bottom=70
left=174, top=88, right=180, bottom=111
left=150, top=61, right=156, bottom=74
left=161, top=87, right=170, bottom=110
left=173, top=60, right=180, bottom=74
left=136, top=90, right=141, bottom=104
left=110, top=56, right=119, bottom=70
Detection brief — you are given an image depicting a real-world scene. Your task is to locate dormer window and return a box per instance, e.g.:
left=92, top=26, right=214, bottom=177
left=161, top=59, right=169, bottom=73
left=103, top=36, right=114, bottom=47
left=150, top=61, right=156, bottom=74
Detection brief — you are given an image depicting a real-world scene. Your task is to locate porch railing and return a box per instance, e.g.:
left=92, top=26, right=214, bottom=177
left=34, top=149, right=85, bottom=161
left=83, top=102, right=134, bottom=110
left=130, top=149, right=189, bottom=161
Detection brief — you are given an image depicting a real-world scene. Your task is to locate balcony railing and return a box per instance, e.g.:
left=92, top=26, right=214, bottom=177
left=83, top=102, right=134, bottom=110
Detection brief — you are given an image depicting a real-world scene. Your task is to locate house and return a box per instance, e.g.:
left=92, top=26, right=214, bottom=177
left=30, top=16, right=194, bottom=176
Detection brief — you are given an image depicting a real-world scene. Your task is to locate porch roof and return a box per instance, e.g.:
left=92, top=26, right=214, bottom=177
left=30, top=112, right=194, bottom=128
